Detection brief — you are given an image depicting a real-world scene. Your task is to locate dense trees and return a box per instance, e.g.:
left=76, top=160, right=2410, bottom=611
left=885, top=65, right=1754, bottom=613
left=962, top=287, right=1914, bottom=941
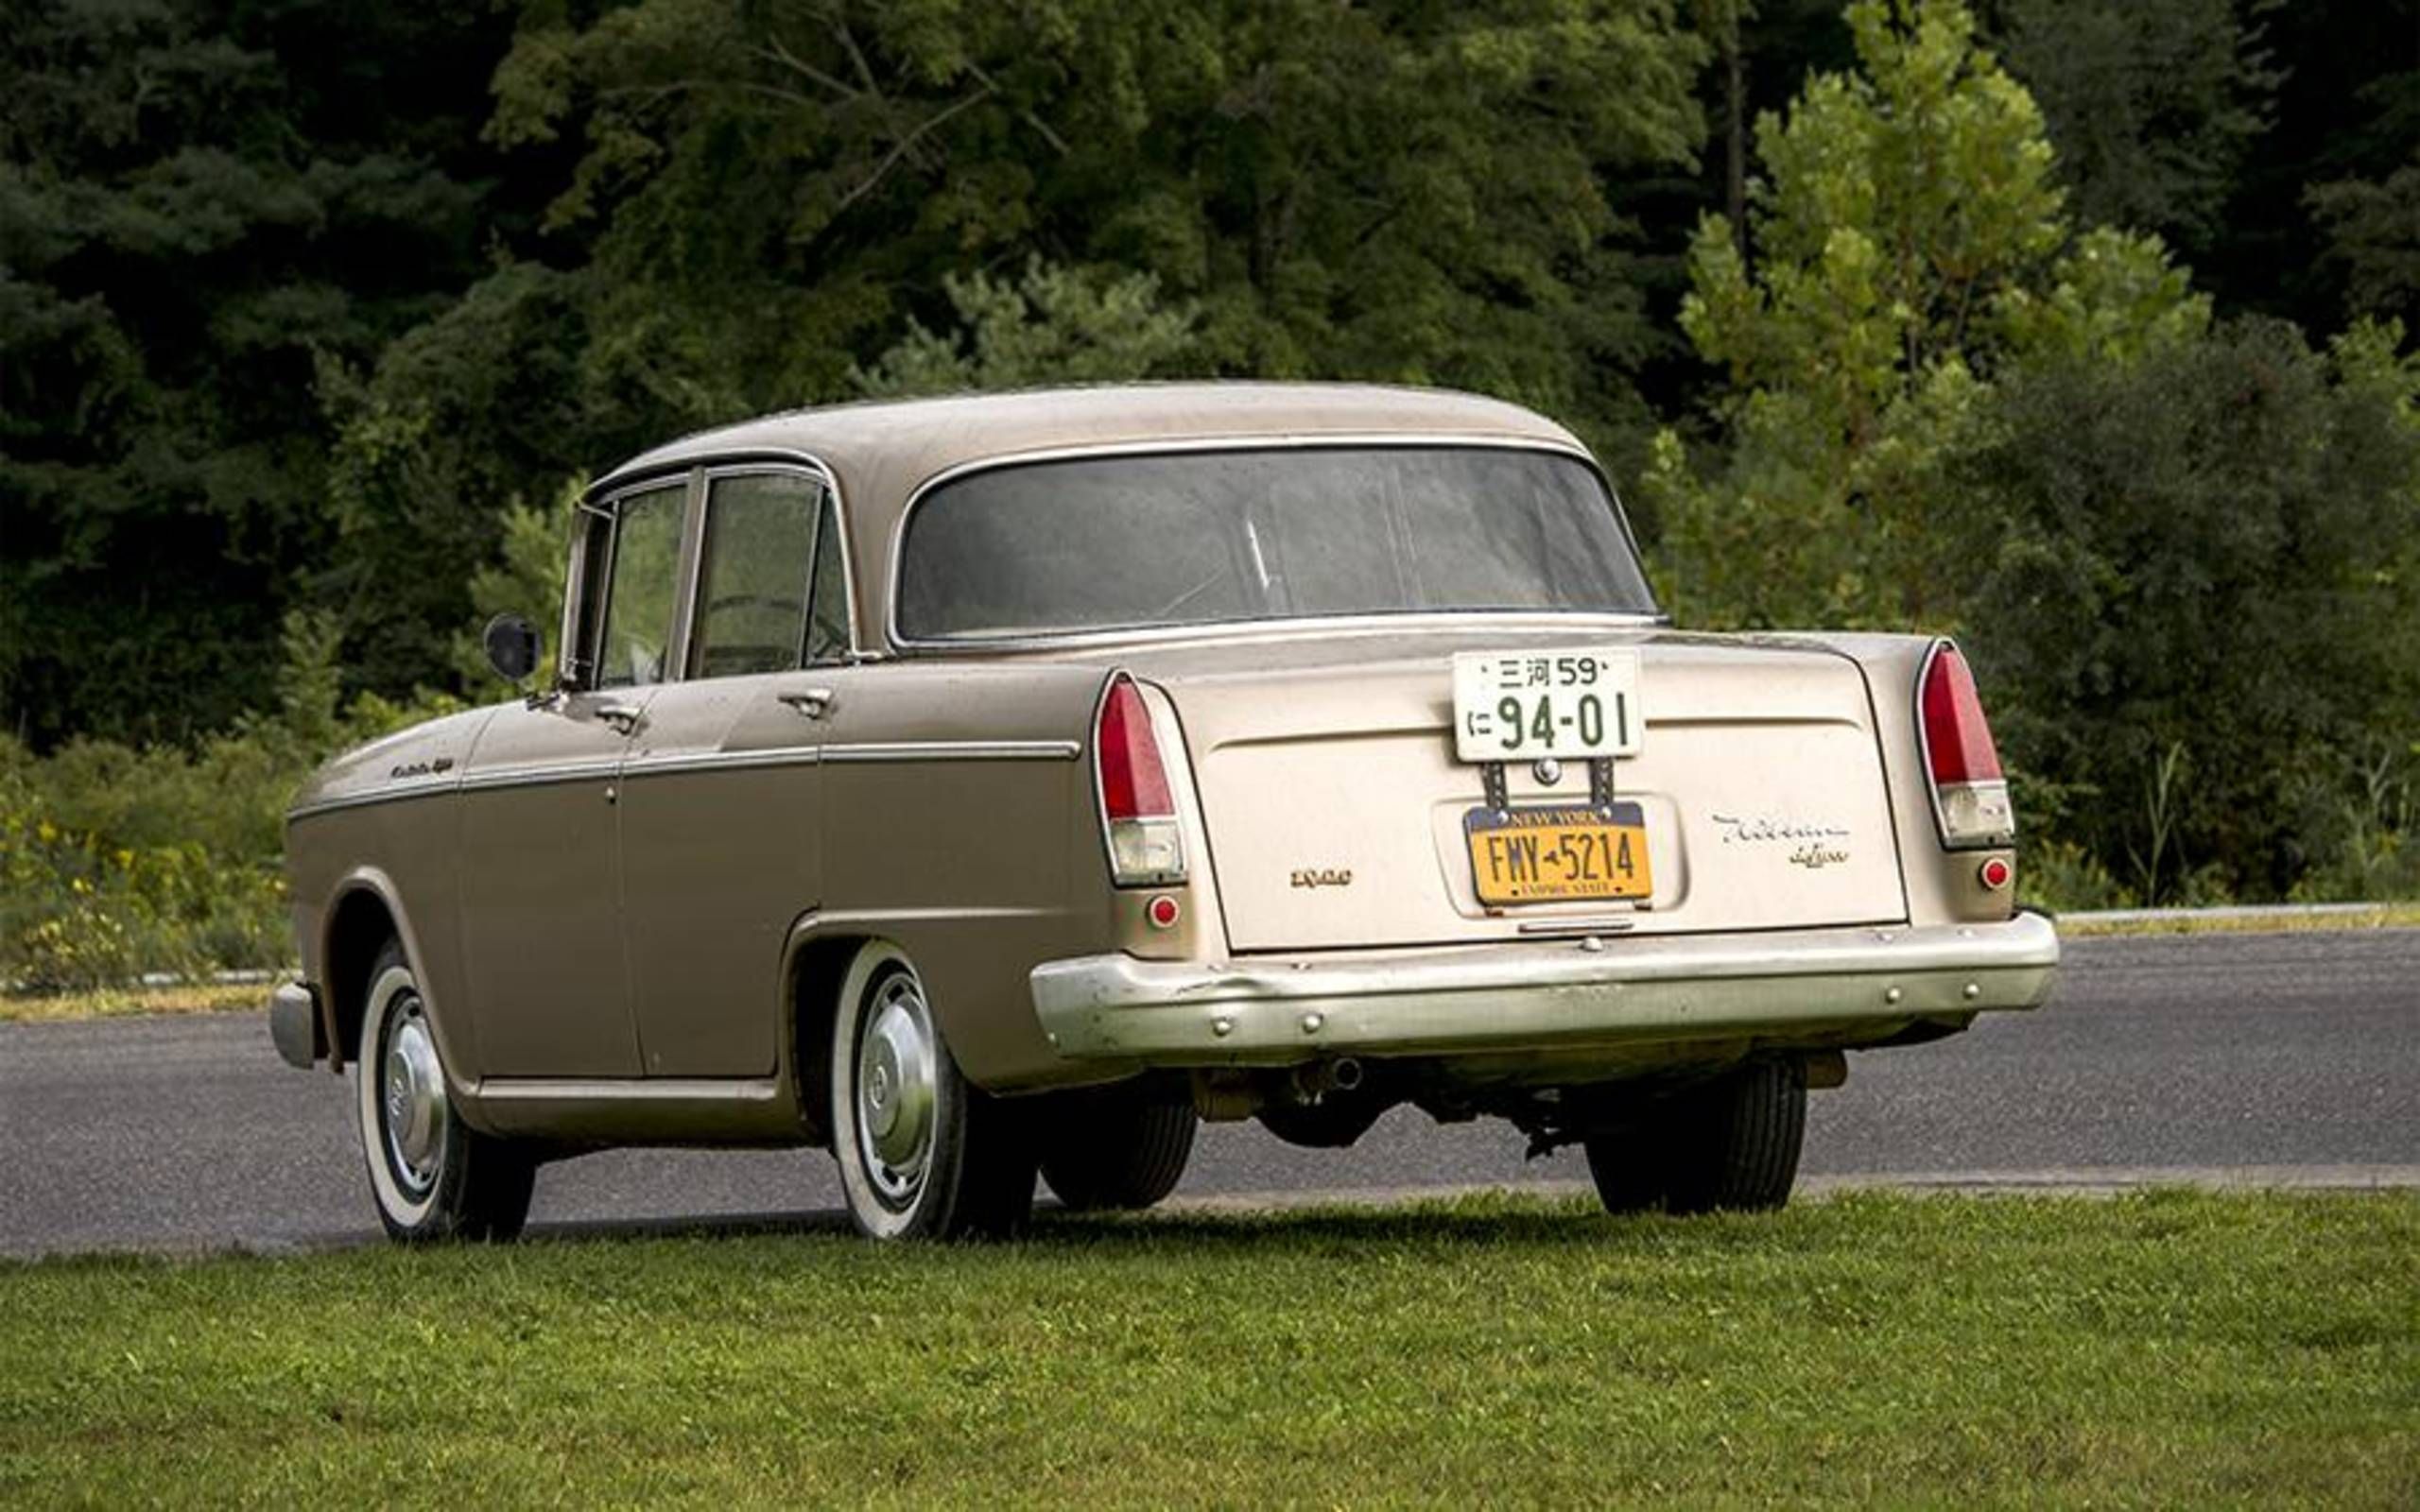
left=4, top=0, right=2418, bottom=922
left=2, top=0, right=519, bottom=746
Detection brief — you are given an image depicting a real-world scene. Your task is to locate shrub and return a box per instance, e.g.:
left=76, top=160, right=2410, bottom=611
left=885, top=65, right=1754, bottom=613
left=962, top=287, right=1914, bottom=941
left=1957, top=318, right=2420, bottom=901
left=1, top=614, right=462, bottom=990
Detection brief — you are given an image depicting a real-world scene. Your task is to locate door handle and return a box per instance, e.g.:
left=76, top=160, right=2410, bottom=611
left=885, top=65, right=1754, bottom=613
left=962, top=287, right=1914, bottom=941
left=778, top=688, right=837, bottom=720
left=594, top=700, right=645, bottom=734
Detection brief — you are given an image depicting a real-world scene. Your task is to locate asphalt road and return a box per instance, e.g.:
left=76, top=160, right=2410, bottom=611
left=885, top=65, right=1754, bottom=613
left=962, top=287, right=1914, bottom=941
left=4, top=930, right=2415, bottom=1258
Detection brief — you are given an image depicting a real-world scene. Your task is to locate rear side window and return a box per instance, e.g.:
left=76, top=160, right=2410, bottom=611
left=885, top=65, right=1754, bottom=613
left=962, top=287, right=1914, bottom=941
left=691, top=472, right=820, bottom=679
left=896, top=446, right=1655, bottom=641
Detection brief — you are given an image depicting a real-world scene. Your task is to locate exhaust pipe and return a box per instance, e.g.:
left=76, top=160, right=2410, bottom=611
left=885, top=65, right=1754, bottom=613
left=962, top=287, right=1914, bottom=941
left=1290, top=1057, right=1364, bottom=1102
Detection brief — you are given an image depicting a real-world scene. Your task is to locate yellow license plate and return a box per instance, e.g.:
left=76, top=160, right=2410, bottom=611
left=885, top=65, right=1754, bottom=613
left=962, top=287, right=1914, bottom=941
left=1462, top=802, right=1652, bottom=906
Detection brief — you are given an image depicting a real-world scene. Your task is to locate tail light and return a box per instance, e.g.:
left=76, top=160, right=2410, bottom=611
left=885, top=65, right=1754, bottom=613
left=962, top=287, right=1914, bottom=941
left=1919, top=641, right=2015, bottom=849
left=1096, top=673, right=1186, bottom=886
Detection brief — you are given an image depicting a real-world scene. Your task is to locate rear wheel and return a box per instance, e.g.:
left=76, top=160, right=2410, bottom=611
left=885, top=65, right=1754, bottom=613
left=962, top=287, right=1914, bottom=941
left=354, top=939, right=535, bottom=1243
left=1039, top=1086, right=1196, bottom=1211
left=827, top=942, right=1037, bottom=1240
left=1581, top=1057, right=1807, bottom=1216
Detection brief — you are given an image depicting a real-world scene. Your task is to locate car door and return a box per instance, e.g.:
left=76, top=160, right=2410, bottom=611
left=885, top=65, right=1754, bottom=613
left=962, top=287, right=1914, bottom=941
left=456, top=477, right=689, bottom=1078
left=615, top=466, right=855, bottom=1076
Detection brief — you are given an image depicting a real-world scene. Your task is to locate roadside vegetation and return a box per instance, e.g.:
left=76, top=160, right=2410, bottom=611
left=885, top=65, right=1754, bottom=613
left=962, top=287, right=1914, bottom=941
left=7, top=0, right=2419, bottom=995
left=2, top=1191, right=2411, bottom=1504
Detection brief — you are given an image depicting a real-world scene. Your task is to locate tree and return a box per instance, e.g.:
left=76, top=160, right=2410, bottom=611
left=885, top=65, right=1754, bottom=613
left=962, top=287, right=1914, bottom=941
left=483, top=0, right=1707, bottom=470
left=851, top=259, right=1198, bottom=397
left=0, top=0, right=515, bottom=747
left=1644, top=0, right=2206, bottom=628
left=1956, top=318, right=2420, bottom=900
left=1985, top=0, right=2279, bottom=262
left=2310, top=146, right=2420, bottom=329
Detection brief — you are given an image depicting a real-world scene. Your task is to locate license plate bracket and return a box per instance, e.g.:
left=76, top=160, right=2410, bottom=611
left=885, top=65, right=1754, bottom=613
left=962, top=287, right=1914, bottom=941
left=1462, top=801, right=1653, bottom=907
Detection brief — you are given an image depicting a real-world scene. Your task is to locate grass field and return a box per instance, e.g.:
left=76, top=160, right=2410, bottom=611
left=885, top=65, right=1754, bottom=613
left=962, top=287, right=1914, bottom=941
left=2, top=1191, right=2412, bottom=1506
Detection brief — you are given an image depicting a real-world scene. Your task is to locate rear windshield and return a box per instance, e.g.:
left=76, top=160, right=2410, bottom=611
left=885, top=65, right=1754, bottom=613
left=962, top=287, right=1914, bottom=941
left=896, top=446, right=1656, bottom=641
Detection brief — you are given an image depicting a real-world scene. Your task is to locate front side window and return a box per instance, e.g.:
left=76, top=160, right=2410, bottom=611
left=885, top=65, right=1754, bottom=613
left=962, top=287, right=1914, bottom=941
left=895, top=446, right=1656, bottom=641
left=691, top=472, right=821, bottom=678
left=594, top=485, right=685, bottom=688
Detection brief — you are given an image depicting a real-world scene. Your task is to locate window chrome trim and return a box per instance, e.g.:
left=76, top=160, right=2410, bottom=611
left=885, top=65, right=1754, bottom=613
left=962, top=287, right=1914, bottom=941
left=821, top=740, right=1082, bottom=764
left=591, top=448, right=863, bottom=665
left=688, top=460, right=858, bottom=679
left=882, top=433, right=1663, bottom=653
left=580, top=474, right=693, bottom=693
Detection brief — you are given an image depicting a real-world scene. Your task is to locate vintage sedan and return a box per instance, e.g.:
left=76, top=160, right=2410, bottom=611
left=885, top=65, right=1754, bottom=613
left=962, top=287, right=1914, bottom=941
left=270, top=383, right=2058, bottom=1242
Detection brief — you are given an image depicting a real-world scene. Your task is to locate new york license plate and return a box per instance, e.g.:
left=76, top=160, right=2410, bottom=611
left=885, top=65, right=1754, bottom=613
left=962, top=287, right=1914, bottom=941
left=1463, top=802, right=1653, bottom=906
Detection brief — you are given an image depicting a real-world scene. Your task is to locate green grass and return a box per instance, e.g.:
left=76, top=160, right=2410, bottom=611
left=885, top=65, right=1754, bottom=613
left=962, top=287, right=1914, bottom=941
left=3, top=1192, right=2412, bottom=1506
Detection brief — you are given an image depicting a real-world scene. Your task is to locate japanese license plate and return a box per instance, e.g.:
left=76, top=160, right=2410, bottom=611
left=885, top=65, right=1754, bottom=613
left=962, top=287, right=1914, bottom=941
left=1463, top=801, right=1653, bottom=906
left=1451, top=648, right=1642, bottom=764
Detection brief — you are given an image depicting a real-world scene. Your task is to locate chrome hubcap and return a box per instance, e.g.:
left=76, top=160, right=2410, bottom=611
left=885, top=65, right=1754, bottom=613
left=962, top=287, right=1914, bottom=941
left=381, top=996, right=446, bottom=1194
left=856, top=971, right=937, bottom=1208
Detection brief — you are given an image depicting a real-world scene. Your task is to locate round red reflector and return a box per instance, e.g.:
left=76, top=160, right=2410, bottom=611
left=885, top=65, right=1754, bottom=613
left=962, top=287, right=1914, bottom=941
left=1978, top=857, right=2013, bottom=891
left=1147, top=894, right=1181, bottom=929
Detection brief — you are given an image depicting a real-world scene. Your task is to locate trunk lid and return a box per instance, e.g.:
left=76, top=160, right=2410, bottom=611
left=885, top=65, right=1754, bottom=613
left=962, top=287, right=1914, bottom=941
left=1124, top=627, right=1908, bottom=952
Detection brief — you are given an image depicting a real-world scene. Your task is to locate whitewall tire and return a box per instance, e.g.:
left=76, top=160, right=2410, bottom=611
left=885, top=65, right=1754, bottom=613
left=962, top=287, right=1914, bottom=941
left=354, top=939, right=535, bottom=1243
left=827, top=942, right=1036, bottom=1241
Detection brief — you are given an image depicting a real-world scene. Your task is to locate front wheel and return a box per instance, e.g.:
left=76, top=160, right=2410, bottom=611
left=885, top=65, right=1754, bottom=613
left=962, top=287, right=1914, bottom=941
left=826, top=943, right=1036, bottom=1240
left=354, top=940, right=535, bottom=1243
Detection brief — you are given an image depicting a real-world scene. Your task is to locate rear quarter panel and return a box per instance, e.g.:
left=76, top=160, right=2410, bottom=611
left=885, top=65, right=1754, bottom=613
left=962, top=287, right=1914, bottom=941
left=1800, top=632, right=2014, bottom=928
left=816, top=660, right=1119, bottom=1089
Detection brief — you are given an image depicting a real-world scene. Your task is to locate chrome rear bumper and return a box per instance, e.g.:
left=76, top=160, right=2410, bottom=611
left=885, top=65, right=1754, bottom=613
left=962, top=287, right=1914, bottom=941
left=1030, top=912, right=2058, bottom=1066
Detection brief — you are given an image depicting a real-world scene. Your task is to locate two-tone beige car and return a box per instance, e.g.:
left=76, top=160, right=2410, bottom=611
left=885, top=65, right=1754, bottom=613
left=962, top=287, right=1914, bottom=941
left=270, top=383, right=2058, bottom=1242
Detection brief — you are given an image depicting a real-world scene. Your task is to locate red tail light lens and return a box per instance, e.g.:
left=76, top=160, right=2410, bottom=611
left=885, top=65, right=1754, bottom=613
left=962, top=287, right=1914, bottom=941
left=1096, top=674, right=1185, bottom=885
left=1921, top=644, right=2004, bottom=784
left=1919, top=642, right=2015, bottom=849
left=1098, top=676, right=1173, bottom=820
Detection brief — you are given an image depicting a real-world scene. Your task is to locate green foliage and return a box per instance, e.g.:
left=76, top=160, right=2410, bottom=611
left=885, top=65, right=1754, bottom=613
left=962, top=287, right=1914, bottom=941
left=0, top=0, right=512, bottom=747
left=2309, top=146, right=2420, bottom=330
left=449, top=483, right=582, bottom=691
left=483, top=0, right=1706, bottom=463
left=320, top=266, right=605, bottom=699
left=1647, top=0, right=2207, bottom=629
left=1956, top=318, right=2420, bottom=900
left=1987, top=0, right=2280, bottom=260
left=852, top=259, right=1199, bottom=398
left=0, top=614, right=462, bottom=989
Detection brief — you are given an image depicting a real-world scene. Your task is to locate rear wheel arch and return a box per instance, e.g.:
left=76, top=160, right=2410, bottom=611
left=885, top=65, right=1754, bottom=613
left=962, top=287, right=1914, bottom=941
left=784, top=928, right=866, bottom=1146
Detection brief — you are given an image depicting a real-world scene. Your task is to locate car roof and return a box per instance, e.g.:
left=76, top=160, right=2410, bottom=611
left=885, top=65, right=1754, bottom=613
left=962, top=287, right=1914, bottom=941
left=583, top=381, right=1592, bottom=650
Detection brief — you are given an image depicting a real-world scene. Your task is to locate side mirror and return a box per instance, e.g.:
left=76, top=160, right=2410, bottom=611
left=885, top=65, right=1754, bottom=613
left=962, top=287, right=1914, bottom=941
left=482, top=612, right=543, bottom=686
